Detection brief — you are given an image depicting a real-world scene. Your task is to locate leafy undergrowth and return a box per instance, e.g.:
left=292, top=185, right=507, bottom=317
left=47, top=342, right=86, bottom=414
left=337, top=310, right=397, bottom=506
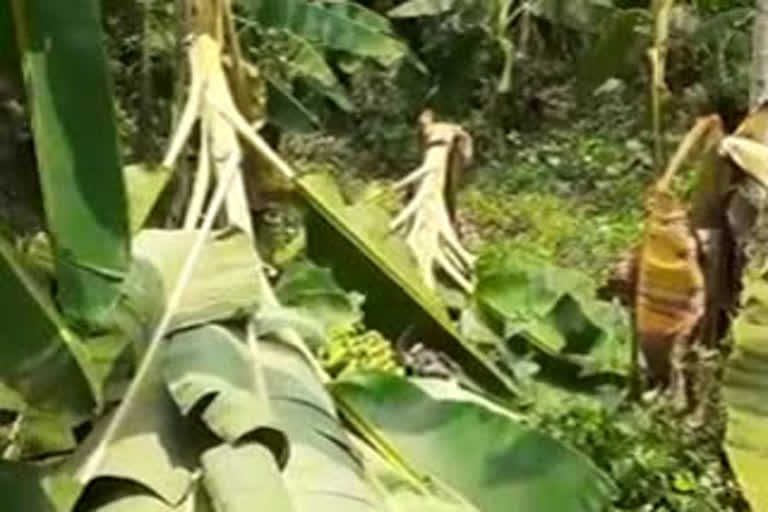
left=529, top=402, right=748, bottom=512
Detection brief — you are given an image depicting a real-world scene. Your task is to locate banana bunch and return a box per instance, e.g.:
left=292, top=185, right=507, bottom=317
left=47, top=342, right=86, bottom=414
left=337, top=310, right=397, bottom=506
left=319, top=326, right=404, bottom=378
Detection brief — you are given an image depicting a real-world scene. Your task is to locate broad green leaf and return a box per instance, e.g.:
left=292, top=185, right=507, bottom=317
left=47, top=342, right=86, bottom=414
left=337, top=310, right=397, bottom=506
left=123, top=164, right=174, bottom=234
left=239, top=0, right=409, bottom=67
left=472, top=252, right=630, bottom=375
left=275, top=261, right=365, bottom=334
left=260, top=339, right=385, bottom=511
left=163, top=325, right=288, bottom=463
left=0, top=461, right=81, bottom=512
left=299, top=172, right=517, bottom=397
left=388, top=0, right=459, bottom=18
left=11, top=0, right=131, bottom=327
left=0, top=233, right=100, bottom=419
left=332, top=372, right=617, bottom=512
left=323, top=2, right=395, bottom=34
left=201, top=443, right=295, bottom=512
left=723, top=267, right=768, bottom=511
left=68, top=359, right=195, bottom=507
left=131, top=230, right=264, bottom=331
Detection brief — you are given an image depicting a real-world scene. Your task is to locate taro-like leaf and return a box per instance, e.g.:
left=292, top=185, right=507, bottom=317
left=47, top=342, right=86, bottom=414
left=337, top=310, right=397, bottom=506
left=299, top=172, right=517, bottom=397
left=472, top=252, right=630, bottom=375
left=332, top=372, right=617, bottom=512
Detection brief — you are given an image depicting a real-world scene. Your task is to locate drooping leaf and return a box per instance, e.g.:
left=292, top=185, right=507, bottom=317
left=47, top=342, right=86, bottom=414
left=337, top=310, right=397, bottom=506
left=299, top=172, right=518, bottom=397
left=0, top=233, right=101, bottom=419
left=331, top=372, right=616, bottom=512
left=162, top=324, right=288, bottom=463
left=723, top=266, right=768, bottom=511
left=131, top=230, right=264, bottom=331
left=388, top=0, right=459, bottom=18
left=11, top=0, right=131, bottom=327
left=238, top=0, right=409, bottom=67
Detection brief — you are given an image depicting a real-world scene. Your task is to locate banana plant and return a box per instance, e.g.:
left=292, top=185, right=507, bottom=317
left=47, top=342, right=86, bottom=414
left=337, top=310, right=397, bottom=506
left=388, top=0, right=619, bottom=93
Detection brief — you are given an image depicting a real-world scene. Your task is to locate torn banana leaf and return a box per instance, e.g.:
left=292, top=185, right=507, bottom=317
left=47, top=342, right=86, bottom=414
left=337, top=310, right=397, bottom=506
left=162, top=324, right=288, bottom=463
left=299, top=172, right=518, bottom=397
left=260, top=338, right=385, bottom=511
left=0, top=233, right=101, bottom=419
left=331, top=372, right=616, bottom=512
left=131, top=230, right=264, bottom=332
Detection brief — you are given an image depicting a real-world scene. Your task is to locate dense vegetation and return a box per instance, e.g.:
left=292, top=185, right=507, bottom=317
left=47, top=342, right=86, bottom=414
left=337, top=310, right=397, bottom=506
left=1, top=1, right=767, bottom=511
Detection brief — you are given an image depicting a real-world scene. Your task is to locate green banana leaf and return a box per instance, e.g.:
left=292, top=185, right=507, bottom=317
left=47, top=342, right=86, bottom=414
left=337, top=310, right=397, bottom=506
left=469, top=252, right=630, bottom=377
left=331, top=372, right=617, bottom=512
left=163, top=324, right=288, bottom=461
left=259, top=338, right=384, bottom=511
left=281, top=32, right=354, bottom=112
left=201, top=443, right=294, bottom=512
left=238, top=0, right=409, bottom=68
left=11, top=0, right=131, bottom=328
left=0, top=233, right=101, bottom=419
left=299, top=172, right=518, bottom=397
left=131, top=230, right=264, bottom=332
left=724, top=266, right=768, bottom=511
